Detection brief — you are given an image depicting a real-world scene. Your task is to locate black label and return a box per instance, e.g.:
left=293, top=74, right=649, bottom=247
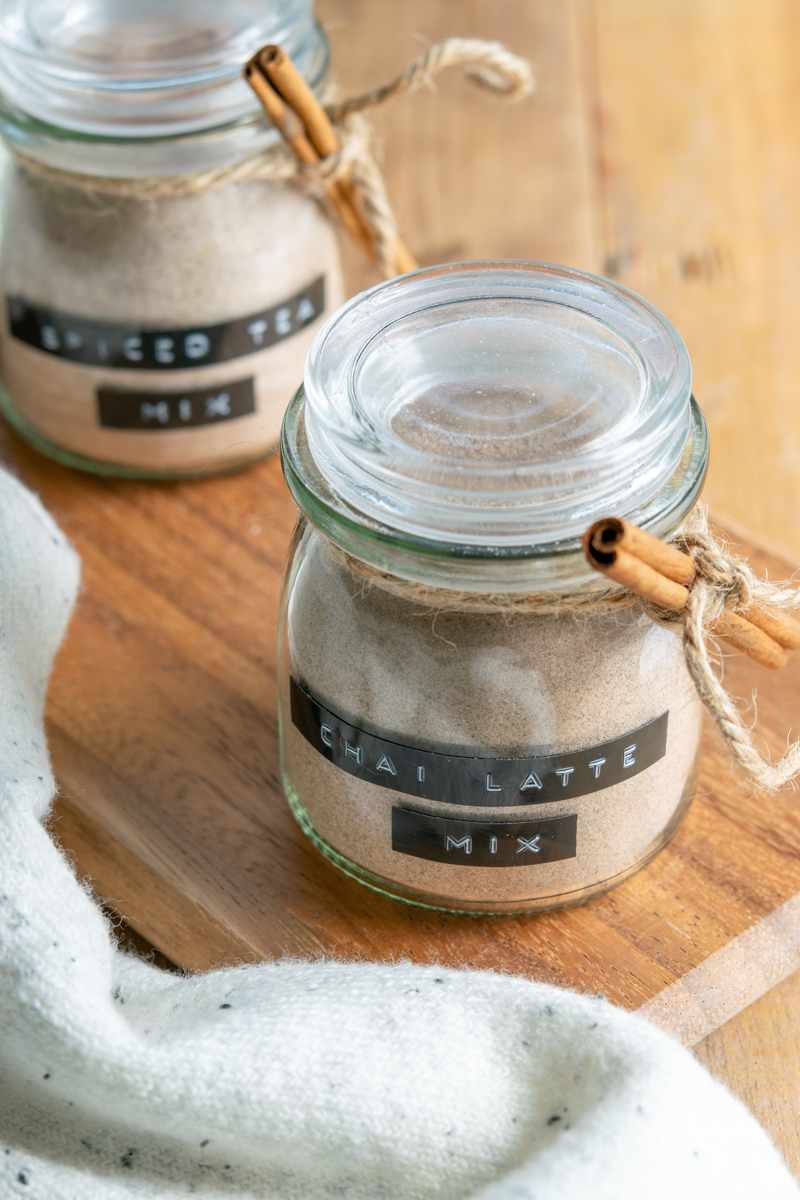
left=97, top=376, right=255, bottom=430
left=6, top=276, right=324, bottom=370
left=290, top=676, right=668, bottom=808
left=392, top=808, right=577, bottom=867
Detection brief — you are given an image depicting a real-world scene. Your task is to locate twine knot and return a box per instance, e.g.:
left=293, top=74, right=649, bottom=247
left=661, top=513, right=800, bottom=792
left=676, top=527, right=755, bottom=618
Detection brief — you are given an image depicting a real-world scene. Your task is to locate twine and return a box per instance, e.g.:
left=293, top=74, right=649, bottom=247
left=331, top=506, right=800, bottom=793
left=672, top=520, right=800, bottom=792
left=8, top=38, right=534, bottom=280
left=324, top=37, right=535, bottom=123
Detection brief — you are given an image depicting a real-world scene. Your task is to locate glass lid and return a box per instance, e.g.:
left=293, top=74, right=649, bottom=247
left=302, top=261, right=695, bottom=550
left=0, top=0, right=323, bottom=138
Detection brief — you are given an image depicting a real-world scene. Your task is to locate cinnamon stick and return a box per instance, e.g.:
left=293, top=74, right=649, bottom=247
left=582, top=539, right=690, bottom=611
left=249, top=45, right=418, bottom=276
left=244, top=62, right=317, bottom=164
left=591, top=521, right=800, bottom=652
left=258, top=45, right=338, bottom=158
left=583, top=517, right=790, bottom=669
left=711, top=610, right=788, bottom=670
left=587, top=517, right=697, bottom=586
left=741, top=604, right=800, bottom=650
left=258, top=46, right=377, bottom=258
left=244, top=58, right=374, bottom=257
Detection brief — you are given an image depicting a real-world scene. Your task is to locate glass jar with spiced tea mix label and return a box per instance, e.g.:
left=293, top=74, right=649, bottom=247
left=0, top=0, right=344, bottom=477
left=278, top=261, right=709, bottom=914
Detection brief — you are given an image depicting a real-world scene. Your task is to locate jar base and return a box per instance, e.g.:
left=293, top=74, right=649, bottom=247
left=0, top=383, right=274, bottom=480
left=283, top=776, right=697, bottom=916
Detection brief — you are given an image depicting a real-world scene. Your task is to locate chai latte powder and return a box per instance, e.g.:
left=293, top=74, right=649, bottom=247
left=0, top=163, right=343, bottom=473
left=283, top=530, right=702, bottom=907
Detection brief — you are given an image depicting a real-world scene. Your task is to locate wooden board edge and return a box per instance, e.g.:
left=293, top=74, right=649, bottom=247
left=639, top=892, right=800, bottom=1045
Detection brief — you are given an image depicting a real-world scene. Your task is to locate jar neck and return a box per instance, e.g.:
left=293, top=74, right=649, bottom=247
left=0, top=9, right=327, bottom=178
left=281, top=386, right=709, bottom=594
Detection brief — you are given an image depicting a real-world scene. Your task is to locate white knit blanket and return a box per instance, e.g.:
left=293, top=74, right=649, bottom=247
left=0, top=465, right=797, bottom=1200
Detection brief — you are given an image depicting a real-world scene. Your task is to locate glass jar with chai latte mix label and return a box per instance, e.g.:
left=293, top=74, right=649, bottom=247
left=0, top=0, right=343, bottom=477
left=277, top=261, right=709, bottom=914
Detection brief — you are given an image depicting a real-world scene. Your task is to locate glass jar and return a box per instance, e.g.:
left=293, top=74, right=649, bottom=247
left=0, top=0, right=344, bottom=477
left=278, top=261, right=708, bottom=915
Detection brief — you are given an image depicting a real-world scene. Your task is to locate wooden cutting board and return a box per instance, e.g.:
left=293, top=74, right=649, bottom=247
left=4, top=422, right=800, bottom=1048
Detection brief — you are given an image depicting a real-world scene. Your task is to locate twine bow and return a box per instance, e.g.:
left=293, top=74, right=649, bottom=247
left=588, top=511, right=800, bottom=792
left=670, top=524, right=800, bottom=790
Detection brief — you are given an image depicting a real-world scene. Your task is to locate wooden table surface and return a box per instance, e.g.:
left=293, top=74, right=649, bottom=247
left=7, top=0, right=800, bottom=1179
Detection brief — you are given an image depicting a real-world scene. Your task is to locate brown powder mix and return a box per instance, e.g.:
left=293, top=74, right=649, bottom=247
left=282, top=529, right=702, bottom=910
left=0, top=161, right=343, bottom=473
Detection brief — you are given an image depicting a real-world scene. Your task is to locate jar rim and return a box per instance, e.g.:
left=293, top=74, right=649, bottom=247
left=0, top=4, right=328, bottom=176
left=281, top=383, right=709, bottom=593
left=299, top=261, right=698, bottom=573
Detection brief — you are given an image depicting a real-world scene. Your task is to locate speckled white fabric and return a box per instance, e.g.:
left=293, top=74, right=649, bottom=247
left=0, top=465, right=797, bottom=1200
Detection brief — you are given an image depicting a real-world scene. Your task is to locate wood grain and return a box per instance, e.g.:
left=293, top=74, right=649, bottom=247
left=50, top=723, right=324, bottom=970
left=695, top=968, right=800, bottom=1180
